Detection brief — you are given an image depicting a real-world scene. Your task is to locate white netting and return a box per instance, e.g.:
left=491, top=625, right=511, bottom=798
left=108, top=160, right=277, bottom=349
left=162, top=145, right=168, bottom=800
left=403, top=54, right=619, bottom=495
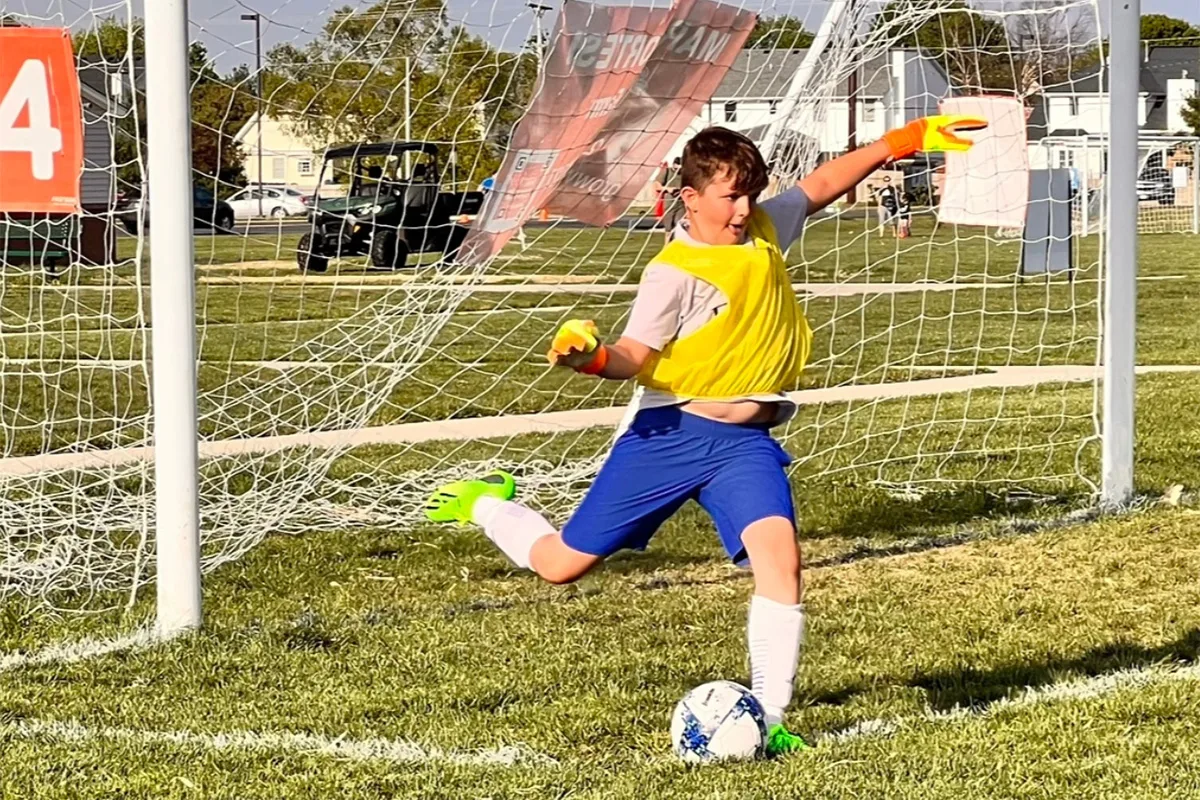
left=1052, top=135, right=1200, bottom=235
left=1, top=0, right=1113, bottom=611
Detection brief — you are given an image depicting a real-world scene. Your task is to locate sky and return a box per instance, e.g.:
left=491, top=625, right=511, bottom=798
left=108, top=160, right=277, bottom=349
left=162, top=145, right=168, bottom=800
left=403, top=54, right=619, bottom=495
left=11, top=0, right=1200, bottom=72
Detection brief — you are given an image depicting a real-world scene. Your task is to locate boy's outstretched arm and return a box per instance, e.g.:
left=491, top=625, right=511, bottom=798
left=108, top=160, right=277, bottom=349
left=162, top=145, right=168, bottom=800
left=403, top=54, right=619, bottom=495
left=798, top=140, right=892, bottom=214
left=797, top=115, right=987, bottom=214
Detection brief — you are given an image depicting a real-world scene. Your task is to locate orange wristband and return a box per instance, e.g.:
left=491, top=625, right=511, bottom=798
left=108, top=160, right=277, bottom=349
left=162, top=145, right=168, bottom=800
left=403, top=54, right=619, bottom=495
left=577, top=345, right=608, bottom=375
left=882, top=124, right=922, bottom=161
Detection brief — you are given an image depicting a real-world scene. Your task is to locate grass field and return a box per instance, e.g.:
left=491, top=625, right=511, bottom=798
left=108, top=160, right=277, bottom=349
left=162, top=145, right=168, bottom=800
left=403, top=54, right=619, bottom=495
left=2, top=218, right=1200, bottom=797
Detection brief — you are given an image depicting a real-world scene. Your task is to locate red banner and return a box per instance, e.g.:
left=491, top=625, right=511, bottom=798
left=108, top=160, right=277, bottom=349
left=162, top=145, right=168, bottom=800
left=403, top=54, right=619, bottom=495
left=0, top=29, right=83, bottom=214
left=550, top=0, right=755, bottom=225
left=457, top=2, right=672, bottom=265
left=458, top=0, right=754, bottom=265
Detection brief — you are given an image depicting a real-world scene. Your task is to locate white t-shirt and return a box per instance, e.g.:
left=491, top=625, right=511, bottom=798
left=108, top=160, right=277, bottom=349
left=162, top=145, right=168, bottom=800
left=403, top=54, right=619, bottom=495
left=620, top=187, right=811, bottom=426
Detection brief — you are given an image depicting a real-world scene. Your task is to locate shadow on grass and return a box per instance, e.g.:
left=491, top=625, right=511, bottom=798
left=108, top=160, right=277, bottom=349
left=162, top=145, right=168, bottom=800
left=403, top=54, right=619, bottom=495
left=912, top=628, right=1200, bottom=712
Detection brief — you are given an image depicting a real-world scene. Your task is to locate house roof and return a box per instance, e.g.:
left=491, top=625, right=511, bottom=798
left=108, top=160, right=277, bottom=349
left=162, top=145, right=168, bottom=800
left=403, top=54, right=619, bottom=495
left=1046, top=46, right=1200, bottom=96
left=712, top=49, right=895, bottom=100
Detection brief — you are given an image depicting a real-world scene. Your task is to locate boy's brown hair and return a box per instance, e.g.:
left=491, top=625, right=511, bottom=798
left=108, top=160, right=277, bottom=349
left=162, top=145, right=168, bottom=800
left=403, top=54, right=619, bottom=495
left=679, top=127, right=770, bottom=196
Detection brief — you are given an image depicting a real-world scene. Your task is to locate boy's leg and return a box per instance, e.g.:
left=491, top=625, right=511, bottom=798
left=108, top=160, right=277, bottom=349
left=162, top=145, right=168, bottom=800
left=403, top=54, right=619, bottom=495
left=427, top=409, right=705, bottom=585
left=471, top=493, right=602, bottom=583
left=741, top=516, right=805, bottom=730
left=696, top=438, right=808, bottom=754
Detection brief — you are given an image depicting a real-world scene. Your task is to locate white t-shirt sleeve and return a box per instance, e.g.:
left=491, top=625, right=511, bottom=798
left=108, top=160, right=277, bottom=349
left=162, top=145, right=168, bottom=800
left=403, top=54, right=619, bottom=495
left=621, top=264, right=687, bottom=351
left=760, top=186, right=811, bottom=248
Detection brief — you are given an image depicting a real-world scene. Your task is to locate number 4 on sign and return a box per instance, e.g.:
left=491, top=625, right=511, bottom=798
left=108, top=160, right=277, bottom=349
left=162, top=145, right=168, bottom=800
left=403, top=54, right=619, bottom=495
left=0, top=27, right=82, bottom=214
left=0, top=59, right=64, bottom=181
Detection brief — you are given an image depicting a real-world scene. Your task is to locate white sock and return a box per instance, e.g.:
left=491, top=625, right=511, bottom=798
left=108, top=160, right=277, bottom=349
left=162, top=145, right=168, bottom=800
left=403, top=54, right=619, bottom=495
left=747, top=594, right=805, bottom=729
left=471, top=496, right=555, bottom=570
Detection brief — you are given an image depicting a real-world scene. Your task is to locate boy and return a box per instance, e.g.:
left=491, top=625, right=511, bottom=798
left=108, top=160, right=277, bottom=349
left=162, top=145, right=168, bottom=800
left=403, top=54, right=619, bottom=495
left=896, top=189, right=913, bottom=238
left=425, top=117, right=982, bottom=755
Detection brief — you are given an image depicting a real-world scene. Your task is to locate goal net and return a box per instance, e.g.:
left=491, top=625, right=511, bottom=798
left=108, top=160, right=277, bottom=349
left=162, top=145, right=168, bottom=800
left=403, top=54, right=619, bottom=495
left=1, top=0, right=1112, bottom=614
left=1047, top=135, right=1200, bottom=236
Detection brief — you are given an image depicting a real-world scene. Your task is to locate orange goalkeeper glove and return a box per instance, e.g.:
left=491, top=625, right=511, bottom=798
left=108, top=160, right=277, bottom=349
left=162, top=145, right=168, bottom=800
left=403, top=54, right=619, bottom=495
left=881, top=115, right=988, bottom=161
left=547, top=319, right=608, bottom=374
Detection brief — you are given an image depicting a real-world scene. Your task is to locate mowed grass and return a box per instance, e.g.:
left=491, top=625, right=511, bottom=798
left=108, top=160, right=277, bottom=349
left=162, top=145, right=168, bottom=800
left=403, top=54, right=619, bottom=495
left=0, top=221, right=1195, bottom=454
left=0, top=371, right=1199, bottom=797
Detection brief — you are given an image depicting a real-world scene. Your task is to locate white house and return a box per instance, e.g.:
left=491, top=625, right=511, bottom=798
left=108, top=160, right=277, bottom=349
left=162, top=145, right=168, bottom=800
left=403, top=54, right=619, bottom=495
left=1026, top=46, right=1200, bottom=181
left=663, top=48, right=952, bottom=160
left=233, top=113, right=328, bottom=194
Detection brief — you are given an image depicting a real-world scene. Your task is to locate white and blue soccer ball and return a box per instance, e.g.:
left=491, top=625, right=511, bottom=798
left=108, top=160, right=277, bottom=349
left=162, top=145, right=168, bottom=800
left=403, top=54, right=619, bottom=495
left=670, top=680, right=767, bottom=763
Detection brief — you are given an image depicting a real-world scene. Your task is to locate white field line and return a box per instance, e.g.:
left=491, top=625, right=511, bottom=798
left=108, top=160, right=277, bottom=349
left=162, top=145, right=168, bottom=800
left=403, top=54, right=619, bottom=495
left=3, top=717, right=555, bottom=768
left=0, top=627, right=158, bottom=673
left=823, top=658, right=1200, bottom=747
left=0, top=364, right=1196, bottom=477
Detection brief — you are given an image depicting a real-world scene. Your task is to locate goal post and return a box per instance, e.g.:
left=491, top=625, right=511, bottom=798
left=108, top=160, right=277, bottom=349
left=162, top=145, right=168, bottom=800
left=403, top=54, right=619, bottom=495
left=144, top=0, right=201, bottom=635
left=1102, top=0, right=1140, bottom=506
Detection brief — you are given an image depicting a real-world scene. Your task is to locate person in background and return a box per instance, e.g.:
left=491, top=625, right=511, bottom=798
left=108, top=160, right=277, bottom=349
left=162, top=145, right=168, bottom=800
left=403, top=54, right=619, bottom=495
left=653, top=157, right=683, bottom=245
left=896, top=188, right=912, bottom=238
left=874, top=175, right=898, bottom=237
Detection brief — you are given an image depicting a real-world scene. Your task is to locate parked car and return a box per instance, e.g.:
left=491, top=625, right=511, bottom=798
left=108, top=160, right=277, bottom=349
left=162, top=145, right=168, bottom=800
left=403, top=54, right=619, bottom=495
left=226, top=185, right=311, bottom=219
left=1136, top=168, right=1174, bottom=205
left=118, top=185, right=236, bottom=234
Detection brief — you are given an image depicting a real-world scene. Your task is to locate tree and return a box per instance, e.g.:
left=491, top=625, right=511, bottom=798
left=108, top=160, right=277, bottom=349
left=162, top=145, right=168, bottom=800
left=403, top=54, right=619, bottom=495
left=75, top=18, right=253, bottom=193
left=1006, top=1, right=1098, bottom=93
left=747, top=16, right=815, bottom=50
left=267, top=0, right=535, bottom=186
left=874, top=0, right=1015, bottom=91
left=1183, top=94, right=1200, bottom=137
left=1140, top=14, right=1200, bottom=45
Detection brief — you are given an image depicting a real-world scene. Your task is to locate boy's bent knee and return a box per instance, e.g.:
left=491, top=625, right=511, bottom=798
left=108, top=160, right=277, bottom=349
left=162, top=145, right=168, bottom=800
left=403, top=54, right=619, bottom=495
left=741, top=516, right=802, bottom=603
left=529, top=533, right=603, bottom=584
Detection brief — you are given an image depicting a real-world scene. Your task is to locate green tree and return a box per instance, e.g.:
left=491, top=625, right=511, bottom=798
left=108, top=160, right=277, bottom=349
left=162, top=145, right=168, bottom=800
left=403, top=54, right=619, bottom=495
left=1183, top=95, right=1200, bottom=136
left=267, top=0, right=535, bottom=186
left=75, top=17, right=253, bottom=194
left=873, top=0, right=1015, bottom=90
left=1140, top=14, right=1200, bottom=45
left=747, top=16, right=814, bottom=50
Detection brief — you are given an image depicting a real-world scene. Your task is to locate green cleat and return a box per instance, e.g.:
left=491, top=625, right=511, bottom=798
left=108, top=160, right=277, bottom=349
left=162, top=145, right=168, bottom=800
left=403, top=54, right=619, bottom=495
left=424, top=470, right=516, bottom=524
left=765, top=724, right=811, bottom=757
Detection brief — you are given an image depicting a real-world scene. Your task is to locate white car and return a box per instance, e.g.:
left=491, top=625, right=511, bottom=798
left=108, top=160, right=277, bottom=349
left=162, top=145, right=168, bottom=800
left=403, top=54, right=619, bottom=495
left=226, top=185, right=311, bottom=219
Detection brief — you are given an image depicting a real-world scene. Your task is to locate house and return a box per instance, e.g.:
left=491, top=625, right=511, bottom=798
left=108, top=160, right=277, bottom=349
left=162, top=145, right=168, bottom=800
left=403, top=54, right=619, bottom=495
left=642, top=48, right=951, bottom=203
left=232, top=113, right=328, bottom=195
left=669, top=48, right=950, bottom=159
left=1027, top=46, right=1200, bottom=184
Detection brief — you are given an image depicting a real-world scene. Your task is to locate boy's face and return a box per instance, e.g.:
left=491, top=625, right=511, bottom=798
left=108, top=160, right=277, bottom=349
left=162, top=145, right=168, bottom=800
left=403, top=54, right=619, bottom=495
left=681, top=168, right=756, bottom=246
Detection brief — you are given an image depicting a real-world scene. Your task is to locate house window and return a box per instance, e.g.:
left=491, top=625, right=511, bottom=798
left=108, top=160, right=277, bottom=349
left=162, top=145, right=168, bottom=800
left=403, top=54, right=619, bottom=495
left=1057, top=149, right=1075, bottom=168
left=863, top=101, right=876, bottom=123
left=297, top=158, right=314, bottom=176
left=1068, top=96, right=1080, bottom=116
left=272, top=157, right=286, bottom=180
left=724, top=101, right=737, bottom=123
left=768, top=100, right=779, bottom=116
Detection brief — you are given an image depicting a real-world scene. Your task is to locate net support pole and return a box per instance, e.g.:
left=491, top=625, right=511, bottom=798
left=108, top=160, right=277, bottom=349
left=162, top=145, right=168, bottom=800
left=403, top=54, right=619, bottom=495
left=1102, top=0, right=1139, bottom=507
left=1193, top=140, right=1199, bottom=235
left=145, top=0, right=202, bottom=635
left=760, top=0, right=853, bottom=162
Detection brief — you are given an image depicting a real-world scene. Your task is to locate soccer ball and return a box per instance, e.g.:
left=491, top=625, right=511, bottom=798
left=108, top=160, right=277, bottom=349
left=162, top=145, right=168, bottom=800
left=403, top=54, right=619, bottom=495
left=670, top=680, right=767, bottom=763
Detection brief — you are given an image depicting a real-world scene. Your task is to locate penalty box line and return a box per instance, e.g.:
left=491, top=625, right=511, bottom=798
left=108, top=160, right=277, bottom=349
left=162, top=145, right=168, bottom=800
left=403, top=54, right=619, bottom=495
left=3, top=717, right=556, bottom=769
left=822, top=658, right=1200, bottom=747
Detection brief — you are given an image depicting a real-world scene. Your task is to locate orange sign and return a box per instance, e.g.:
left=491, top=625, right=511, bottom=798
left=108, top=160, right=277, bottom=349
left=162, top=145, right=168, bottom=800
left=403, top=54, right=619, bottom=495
left=0, top=28, right=83, bottom=214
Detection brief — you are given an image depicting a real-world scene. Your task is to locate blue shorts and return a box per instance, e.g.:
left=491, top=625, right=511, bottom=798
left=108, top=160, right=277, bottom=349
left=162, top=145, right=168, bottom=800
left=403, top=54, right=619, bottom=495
left=561, top=406, right=795, bottom=564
